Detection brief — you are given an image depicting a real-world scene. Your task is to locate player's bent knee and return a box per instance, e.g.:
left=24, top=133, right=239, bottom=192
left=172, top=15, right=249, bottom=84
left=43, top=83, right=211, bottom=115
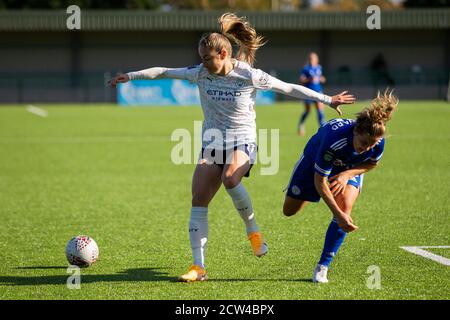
left=283, top=208, right=297, bottom=216
left=283, top=197, right=306, bottom=216
left=222, top=175, right=240, bottom=189
left=283, top=203, right=300, bottom=217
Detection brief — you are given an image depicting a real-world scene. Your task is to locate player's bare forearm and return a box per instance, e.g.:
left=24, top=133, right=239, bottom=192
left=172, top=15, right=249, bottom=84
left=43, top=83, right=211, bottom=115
left=314, top=174, right=346, bottom=218
left=328, top=162, right=377, bottom=197
left=314, top=173, right=359, bottom=232
left=342, top=161, right=378, bottom=178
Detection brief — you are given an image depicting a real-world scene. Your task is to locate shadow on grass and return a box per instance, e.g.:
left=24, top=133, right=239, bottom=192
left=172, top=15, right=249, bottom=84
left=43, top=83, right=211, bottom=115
left=3, top=266, right=314, bottom=286
left=16, top=266, right=67, bottom=270
left=207, top=278, right=313, bottom=283
left=0, top=268, right=177, bottom=286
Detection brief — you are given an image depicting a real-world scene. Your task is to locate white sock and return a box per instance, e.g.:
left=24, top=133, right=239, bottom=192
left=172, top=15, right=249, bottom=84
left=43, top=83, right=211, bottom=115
left=226, top=183, right=259, bottom=235
left=189, top=207, right=208, bottom=269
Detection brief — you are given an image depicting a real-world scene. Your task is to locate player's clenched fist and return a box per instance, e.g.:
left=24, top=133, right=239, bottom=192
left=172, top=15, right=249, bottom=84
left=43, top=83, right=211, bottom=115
left=108, top=73, right=130, bottom=87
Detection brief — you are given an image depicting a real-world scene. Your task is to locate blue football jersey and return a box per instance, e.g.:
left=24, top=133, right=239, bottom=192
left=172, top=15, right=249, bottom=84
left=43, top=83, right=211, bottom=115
left=303, top=118, right=384, bottom=177
left=300, top=64, right=323, bottom=92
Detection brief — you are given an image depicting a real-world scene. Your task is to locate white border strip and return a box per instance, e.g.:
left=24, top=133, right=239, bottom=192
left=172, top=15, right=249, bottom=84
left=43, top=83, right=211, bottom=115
left=26, top=105, right=48, bottom=118
left=400, top=246, right=450, bottom=266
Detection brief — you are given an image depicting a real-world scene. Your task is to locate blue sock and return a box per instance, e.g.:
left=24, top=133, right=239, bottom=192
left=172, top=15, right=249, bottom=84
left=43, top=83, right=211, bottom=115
left=318, top=218, right=347, bottom=267
left=299, top=110, right=309, bottom=126
left=317, top=109, right=326, bottom=127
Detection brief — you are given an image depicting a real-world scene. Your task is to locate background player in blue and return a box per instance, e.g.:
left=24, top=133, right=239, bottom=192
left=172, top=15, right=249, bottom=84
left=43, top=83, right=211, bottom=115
left=298, top=52, right=327, bottom=136
left=283, top=90, right=398, bottom=283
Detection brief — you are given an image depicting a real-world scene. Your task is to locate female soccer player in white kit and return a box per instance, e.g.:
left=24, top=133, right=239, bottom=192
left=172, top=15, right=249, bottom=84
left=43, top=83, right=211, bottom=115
left=110, top=13, right=355, bottom=282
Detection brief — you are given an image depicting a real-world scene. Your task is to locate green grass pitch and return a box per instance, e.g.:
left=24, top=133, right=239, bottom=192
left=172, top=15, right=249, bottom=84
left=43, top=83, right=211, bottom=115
left=0, top=101, right=449, bottom=300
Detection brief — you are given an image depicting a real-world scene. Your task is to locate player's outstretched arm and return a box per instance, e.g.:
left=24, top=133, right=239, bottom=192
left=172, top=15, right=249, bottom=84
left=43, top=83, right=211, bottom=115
left=314, top=173, right=359, bottom=233
left=270, top=77, right=355, bottom=115
left=108, top=67, right=193, bottom=88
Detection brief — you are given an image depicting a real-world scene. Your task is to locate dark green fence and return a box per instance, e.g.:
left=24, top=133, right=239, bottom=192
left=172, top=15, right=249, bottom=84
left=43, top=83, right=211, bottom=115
left=1, top=9, right=449, bottom=31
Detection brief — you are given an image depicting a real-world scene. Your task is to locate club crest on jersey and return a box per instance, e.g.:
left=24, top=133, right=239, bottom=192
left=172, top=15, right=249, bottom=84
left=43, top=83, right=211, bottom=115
left=258, top=72, right=269, bottom=85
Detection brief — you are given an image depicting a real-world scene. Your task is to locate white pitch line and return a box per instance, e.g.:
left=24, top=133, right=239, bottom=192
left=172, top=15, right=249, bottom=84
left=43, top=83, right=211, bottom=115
left=26, top=105, right=48, bottom=118
left=400, top=246, right=450, bottom=266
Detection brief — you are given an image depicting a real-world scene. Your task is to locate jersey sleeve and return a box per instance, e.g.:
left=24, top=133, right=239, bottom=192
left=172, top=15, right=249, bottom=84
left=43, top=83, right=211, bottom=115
left=251, top=68, right=274, bottom=90
left=180, top=64, right=202, bottom=84
left=314, top=131, right=337, bottom=177
left=270, top=77, right=332, bottom=105
left=127, top=65, right=201, bottom=83
left=369, top=138, right=385, bottom=162
left=163, top=65, right=201, bottom=83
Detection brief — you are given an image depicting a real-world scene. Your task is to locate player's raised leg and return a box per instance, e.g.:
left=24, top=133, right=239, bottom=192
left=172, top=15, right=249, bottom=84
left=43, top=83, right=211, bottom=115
left=283, top=196, right=308, bottom=217
left=313, top=184, right=360, bottom=283
left=222, top=147, right=268, bottom=257
left=179, top=161, right=222, bottom=282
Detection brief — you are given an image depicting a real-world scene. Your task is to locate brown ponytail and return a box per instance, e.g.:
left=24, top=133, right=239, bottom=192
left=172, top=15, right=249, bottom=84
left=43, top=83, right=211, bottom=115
left=355, top=89, right=399, bottom=137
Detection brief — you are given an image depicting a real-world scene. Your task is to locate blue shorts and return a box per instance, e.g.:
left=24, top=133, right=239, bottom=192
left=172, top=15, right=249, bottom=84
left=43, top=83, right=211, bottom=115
left=286, top=155, right=364, bottom=202
left=200, top=143, right=257, bottom=178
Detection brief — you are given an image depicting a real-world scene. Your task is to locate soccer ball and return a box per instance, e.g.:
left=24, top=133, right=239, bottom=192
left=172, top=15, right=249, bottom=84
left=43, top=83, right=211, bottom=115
left=65, top=235, right=99, bottom=267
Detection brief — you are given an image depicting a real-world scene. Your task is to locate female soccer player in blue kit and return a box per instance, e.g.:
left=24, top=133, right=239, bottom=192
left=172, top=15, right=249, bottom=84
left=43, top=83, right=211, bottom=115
left=110, top=13, right=355, bottom=282
left=298, top=52, right=327, bottom=136
left=283, top=90, right=398, bottom=283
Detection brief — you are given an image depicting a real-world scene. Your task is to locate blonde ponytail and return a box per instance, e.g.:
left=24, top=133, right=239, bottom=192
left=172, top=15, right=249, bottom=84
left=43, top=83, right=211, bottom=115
left=218, top=12, right=266, bottom=66
left=355, top=89, right=399, bottom=137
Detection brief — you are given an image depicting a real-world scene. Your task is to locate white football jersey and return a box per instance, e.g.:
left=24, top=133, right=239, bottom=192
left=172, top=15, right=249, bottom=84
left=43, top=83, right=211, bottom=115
left=184, top=60, right=273, bottom=149
left=127, top=60, right=332, bottom=150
